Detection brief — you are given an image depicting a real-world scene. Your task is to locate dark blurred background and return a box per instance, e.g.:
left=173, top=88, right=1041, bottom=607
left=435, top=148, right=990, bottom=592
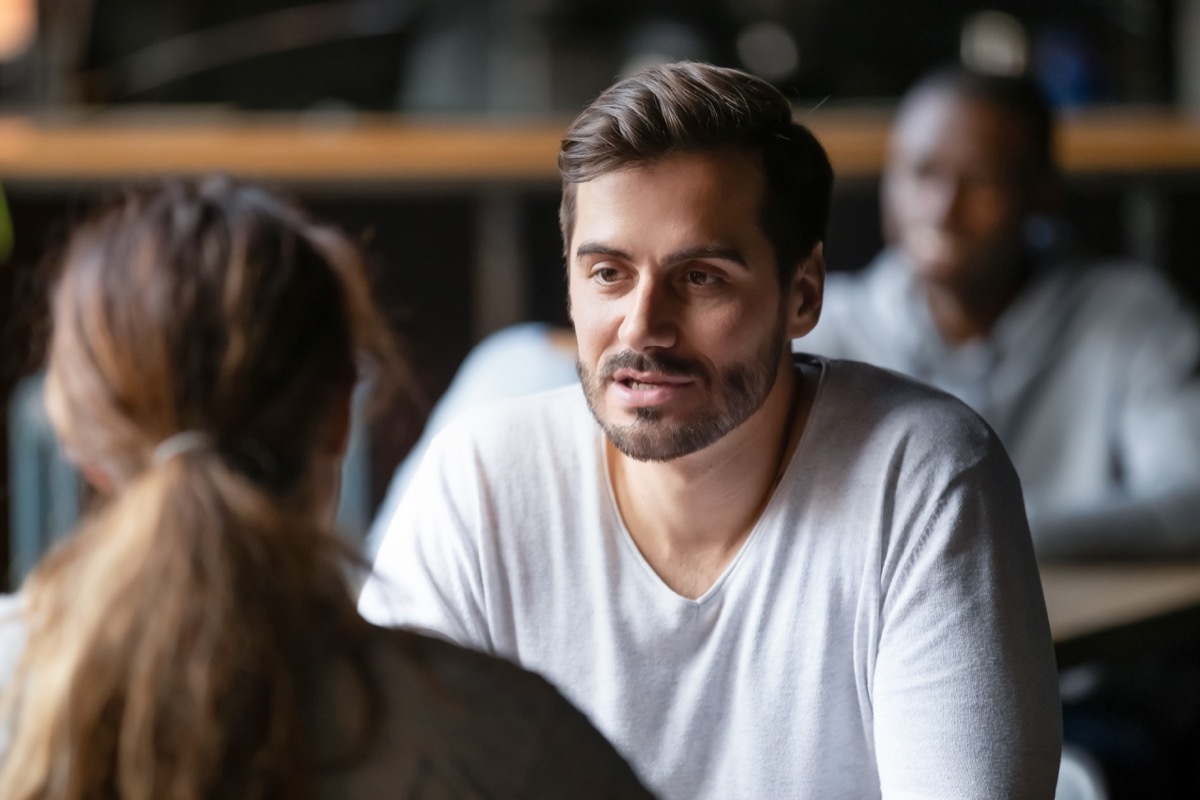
left=0, top=0, right=1199, bottom=575
left=3, top=1, right=1183, bottom=110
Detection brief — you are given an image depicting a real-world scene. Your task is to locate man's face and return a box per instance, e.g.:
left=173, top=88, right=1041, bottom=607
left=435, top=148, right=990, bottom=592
left=567, top=149, right=802, bottom=462
left=882, top=89, right=1036, bottom=291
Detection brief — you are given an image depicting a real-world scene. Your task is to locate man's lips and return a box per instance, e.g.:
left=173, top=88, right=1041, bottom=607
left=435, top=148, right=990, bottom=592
left=596, top=352, right=705, bottom=409
left=608, top=368, right=695, bottom=408
left=611, top=368, right=694, bottom=388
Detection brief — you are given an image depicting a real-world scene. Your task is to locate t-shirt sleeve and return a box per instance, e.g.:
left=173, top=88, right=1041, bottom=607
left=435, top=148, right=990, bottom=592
left=871, top=442, right=1062, bottom=799
left=359, top=425, right=493, bottom=652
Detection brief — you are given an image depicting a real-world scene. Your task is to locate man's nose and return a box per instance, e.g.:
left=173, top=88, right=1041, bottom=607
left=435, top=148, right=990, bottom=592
left=618, top=277, right=677, bottom=352
left=924, top=175, right=966, bottom=226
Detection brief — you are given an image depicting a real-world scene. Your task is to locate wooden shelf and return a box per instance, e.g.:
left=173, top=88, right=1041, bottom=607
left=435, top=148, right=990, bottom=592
left=1, top=107, right=1199, bottom=187
left=1041, top=561, right=1200, bottom=667
left=0, top=115, right=568, bottom=187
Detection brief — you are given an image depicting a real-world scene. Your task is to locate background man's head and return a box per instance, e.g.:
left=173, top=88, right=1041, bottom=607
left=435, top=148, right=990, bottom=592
left=882, top=66, right=1057, bottom=293
left=558, top=61, right=833, bottom=287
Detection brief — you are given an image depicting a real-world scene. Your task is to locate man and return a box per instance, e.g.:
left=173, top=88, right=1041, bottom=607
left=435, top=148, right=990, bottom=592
left=802, top=66, right=1200, bottom=559
left=361, top=62, right=1061, bottom=799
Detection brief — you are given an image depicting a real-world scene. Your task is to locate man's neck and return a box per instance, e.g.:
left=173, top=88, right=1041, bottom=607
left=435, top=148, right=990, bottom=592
left=607, top=360, right=816, bottom=599
left=922, top=258, right=1033, bottom=345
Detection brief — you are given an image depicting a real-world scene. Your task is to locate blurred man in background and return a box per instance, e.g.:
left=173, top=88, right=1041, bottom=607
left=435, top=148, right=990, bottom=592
left=802, top=65, right=1200, bottom=561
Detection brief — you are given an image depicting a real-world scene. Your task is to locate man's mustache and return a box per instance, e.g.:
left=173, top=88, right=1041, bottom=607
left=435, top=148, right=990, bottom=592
left=598, top=351, right=706, bottom=382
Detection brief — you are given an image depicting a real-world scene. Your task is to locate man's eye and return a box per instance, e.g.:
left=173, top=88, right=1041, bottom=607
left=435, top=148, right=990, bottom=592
left=593, top=266, right=621, bottom=284
left=686, top=270, right=717, bottom=286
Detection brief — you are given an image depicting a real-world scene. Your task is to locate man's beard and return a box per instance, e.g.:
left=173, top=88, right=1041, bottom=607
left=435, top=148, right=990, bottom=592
left=577, top=320, right=786, bottom=462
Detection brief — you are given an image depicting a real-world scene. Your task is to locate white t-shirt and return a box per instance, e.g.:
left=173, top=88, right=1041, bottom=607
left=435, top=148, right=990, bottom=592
left=362, top=356, right=1062, bottom=800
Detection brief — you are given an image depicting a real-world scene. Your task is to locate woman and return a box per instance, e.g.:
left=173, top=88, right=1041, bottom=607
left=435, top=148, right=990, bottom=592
left=0, top=176, right=650, bottom=799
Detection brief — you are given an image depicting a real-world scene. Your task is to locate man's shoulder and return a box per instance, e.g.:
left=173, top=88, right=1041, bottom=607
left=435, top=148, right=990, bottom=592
left=1055, top=259, right=1187, bottom=312
left=803, top=359, right=1024, bottom=541
left=815, top=356, right=1000, bottom=457
left=816, top=354, right=972, bottom=408
left=1033, top=260, right=1200, bottom=354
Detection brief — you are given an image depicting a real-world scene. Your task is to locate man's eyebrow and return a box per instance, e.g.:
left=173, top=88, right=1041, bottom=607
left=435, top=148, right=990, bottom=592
left=665, top=245, right=748, bottom=270
left=574, top=242, right=630, bottom=261
left=573, top=242, right=749, bottom=269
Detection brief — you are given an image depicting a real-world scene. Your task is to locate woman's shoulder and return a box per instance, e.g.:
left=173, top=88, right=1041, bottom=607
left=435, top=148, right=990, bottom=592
left=367, top=626, right=594, bottom=741
left=355, top=626, right=652, bottom=798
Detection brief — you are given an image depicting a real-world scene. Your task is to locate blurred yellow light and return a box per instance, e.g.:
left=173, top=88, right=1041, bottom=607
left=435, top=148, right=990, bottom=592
left=0, top=0, right=36, bottom=61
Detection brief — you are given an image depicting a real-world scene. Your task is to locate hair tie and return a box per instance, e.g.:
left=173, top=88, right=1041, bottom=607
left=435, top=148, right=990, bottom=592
left=153, top=431, right=213, bottom=465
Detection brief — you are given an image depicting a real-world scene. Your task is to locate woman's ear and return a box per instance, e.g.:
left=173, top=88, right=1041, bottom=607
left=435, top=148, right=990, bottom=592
left=305, top=383, right=355, bottom=526
left=80, top=463, right=114, bottom=494
left=322, top=383, right=354, bottom=459
left=786, top=242, right=825, bottom=340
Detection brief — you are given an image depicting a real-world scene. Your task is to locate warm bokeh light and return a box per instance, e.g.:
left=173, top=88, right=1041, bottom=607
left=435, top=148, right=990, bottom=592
left=737, top=21, right=799, bottom=81
left=961, top=10, right=1028, bottom=77
left=0, top=0, right=35, bottom=61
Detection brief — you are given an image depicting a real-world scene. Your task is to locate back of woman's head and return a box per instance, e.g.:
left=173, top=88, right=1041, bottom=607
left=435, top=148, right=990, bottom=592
left=1, top=176, right=395, bottom=800
left=46, top=175, right=387, bottom=490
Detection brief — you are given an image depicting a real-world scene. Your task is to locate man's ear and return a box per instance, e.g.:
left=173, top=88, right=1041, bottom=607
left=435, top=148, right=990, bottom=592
left=786, top=242, right=825, bottom=340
